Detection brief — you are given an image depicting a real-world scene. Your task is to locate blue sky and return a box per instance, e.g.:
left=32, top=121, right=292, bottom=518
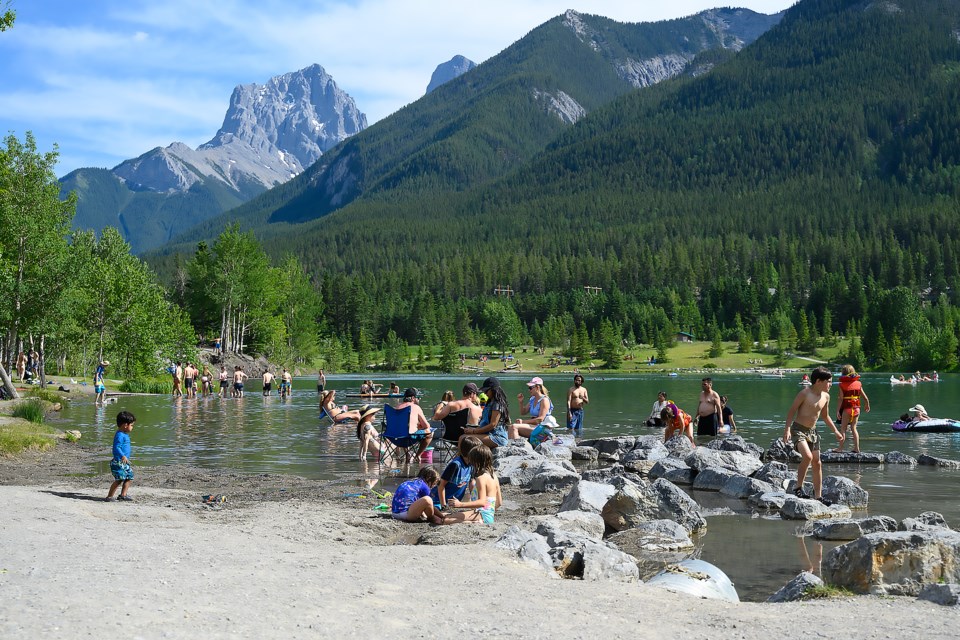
left=0, top=1, right=795, bottom=176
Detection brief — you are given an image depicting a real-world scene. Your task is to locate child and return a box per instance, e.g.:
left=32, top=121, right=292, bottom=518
left=784, top=366, right=843, bottom=505
left=94, top=360, right=109, bottom=405
left=834, top=364, right=870, bottom=453
left=661, top=401, right=696, bottom=448
left=432, top=435, right=482, bottom=510
left=356, top=404, right=383, bottom=460
left=444, top=445, right=502, bottom=524
left=106, top=410, right=136, bottom=502
left=391, top=466, right=443, bottom=524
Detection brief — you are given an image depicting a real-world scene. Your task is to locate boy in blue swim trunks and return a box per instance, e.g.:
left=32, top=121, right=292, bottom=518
left=391, top=466, right=443, bottom=524
left=106, top=410, right=136, bottom=502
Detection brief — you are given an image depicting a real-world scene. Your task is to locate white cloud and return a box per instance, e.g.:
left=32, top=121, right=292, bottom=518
left=0, top=0, right=796, bottom=175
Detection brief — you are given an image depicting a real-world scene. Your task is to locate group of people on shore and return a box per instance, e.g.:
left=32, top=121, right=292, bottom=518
left=170, top=362, right=251, bottom=399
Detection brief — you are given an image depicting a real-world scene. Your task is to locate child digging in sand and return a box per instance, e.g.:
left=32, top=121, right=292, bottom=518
left=783, top=367, right=843, bottom=505
left=390, top=466, right=444, bottom=524
left=433, top=435, right=482, bottom=511
left=106, top=411, right=136, bottom=502
left=444, top=444, right=502, bottom=525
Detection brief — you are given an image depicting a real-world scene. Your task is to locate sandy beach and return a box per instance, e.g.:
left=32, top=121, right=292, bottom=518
left=1, top=443, right=959, bottom=639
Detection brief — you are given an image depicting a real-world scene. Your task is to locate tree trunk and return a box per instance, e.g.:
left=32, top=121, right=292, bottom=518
left=0, top=364, right=18, bottom=399
left=38, top=334, right=46, bottom=387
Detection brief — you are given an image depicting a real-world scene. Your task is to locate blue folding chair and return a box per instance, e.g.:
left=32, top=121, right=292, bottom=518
left=379, top=405, right=432, bottom=472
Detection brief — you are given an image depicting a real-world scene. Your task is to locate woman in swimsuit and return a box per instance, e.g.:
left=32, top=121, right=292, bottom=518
left=320, top=390, right=361, bottom=422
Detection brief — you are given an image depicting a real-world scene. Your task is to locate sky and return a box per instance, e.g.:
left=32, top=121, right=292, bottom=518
left=0, top=0, right=796, bottom=176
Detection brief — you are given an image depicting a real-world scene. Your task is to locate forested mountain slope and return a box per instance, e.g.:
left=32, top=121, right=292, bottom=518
left=151, top=0, right=960, bottom=371
left=165, top=8, right=781, bottom=237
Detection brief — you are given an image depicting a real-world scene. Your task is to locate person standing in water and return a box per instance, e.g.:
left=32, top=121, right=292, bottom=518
left=566, top=374, right=589, bottom=435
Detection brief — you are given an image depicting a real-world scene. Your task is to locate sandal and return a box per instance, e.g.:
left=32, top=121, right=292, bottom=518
left=793, top=487, right=811, bottom=500
left=118, top=495, right=134, bottom=501
left=817, top=496, right=834, bottom=507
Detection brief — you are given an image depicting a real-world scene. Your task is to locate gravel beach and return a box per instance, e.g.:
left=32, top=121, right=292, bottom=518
left=1, top=442, right=958, bottom=639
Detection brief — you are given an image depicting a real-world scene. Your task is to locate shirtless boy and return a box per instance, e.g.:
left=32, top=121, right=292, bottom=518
left=233, top=366, right=248, bottom=398
left=566, top=375, right=589, bottom=435
left=696, top=377, right=722, bottom=437
left=262, top=369, right=275, bottom=396
left=783, top=366, right=844, bottom=504
left=172, top=361, right=183, bottom=397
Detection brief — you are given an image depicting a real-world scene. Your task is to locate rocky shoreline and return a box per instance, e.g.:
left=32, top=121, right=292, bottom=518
left=2, top=438, right=959, bottom=638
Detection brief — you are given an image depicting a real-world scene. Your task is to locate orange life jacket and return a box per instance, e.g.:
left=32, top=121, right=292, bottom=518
left=838, top=375, right=862, bottom=412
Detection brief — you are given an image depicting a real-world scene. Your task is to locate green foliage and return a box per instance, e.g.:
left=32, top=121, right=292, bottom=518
left=0, top=421, right=57, bottom=455
left=27, top=388, right=66, bottom=406
left=381, top=330, right=407, bottom=370
left=12, top=398, right=44, bottom=423
left=0, top=2, right=14, bottom=32
left=595, top=319, right=623, bottom=369
left=119, top=378, right=173, bottom=394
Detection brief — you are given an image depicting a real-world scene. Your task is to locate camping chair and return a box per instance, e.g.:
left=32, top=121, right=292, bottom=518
left=432, top=408, right=470, bottom=464
left=379, top=404, right=431, bottom=474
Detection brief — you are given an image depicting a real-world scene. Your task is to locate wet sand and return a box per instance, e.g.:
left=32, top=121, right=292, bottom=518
left=0, top=442, right=958, bottom=639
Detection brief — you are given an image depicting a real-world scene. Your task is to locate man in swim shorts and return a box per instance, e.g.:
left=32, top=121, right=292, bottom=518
left=696, top=377, right=722, bottom=437
left=784, top=367, right=844, bottom=504
left=233, top=366, right=248, bottom=398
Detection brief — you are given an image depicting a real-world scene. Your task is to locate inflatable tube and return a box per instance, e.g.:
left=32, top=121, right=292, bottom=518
left=892, top=418, right=960, bottom=433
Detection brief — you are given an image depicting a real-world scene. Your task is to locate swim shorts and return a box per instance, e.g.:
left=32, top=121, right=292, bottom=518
left=263, top=383, right=272, bottom=392
left=478, top=506, right=495, bottom=525
left=110, top=460, right=134, bottom=481
left=185, top=379, right=193, bottom=389
left=568, top=407, right=584, bottom=432
left=697, top=413, right=719, bottom=436
left=95, top=384, right=105, bottom=394
left=234, top=383, right=244, bottom=391
left=790, top=421, right=820, bottom=451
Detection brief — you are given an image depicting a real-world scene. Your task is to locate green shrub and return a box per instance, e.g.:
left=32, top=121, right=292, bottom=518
left=119, top=378, right=173, bottom=394
left=12, top=399, right=45, bottom=424
left=803, top=584, right=856, bottom=599
left=28, top=388, right=67, bottom=405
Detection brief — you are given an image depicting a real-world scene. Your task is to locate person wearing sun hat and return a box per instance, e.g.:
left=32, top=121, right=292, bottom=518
left=356, top=403, right=384, bottom=460
left=464, top=377, right=511, bottom=448
left=94, top=360, right=109, bottom=405
left=509, top=376, right=554, bottom=440
left=909, top=404, right=932, bottom=421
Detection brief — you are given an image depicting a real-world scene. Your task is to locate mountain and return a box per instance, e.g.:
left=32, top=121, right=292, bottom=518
left=62, top=64, right=365, bottom=253
left=162, top=8, right=782, bottom=235
left=426, top=55, right=477, bottom=93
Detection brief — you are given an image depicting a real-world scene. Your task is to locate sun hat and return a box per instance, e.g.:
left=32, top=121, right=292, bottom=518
left=479, top=377, right=500, bottom=391
left=101, top=360, right=110, bottom=366
left=403, top=387, right=419, bottom=399
left=359, top=404, right=381, bottom=420
left=909, top=404, right=927, bottom=416
left=463, top=382, right=479, bottom=395
left=526, top=376, right=544, bottom=387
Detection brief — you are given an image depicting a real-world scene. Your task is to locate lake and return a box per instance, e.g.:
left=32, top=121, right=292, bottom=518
left=53, top=372, right=960, bottom=600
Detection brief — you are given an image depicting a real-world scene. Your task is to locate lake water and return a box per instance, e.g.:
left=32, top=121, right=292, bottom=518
left=54, top=372, right=960, bottom=600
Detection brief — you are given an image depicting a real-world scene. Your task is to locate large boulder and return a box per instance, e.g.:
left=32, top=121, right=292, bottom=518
left=559, top=480, right=617, bottom=515
left=901, top=511, right=950, bottom=532
left=705, top=435, right=764, bottom=458
left=749, top=491, right=787, bottom=511
left=692, top=467, right=739, bottom=492
left=649, top=458, right=692, bottom=482
left=529, top=462, right=581, bottom=493
left=822, top=475, right=869, bottom=508
left=808, top=516, right=898, bottom=541
left=720, top=475, right=778, bottom=500
left=780, top=496, right=853, bottom=521
left=533, top=511, right=606, bottom=543
left=752, top=461, right=795, bottom=489
left=767, top=572, right=823, bottom=603
left=581, top=465, right=623, bottom=483
left=918, top=584, right=960, bottom=606
left=536, top=440, right=573, bottom=460
left=917, top=454, right=960, bottom=469
left=494, top=440, right=534, bottom=458
left=663, top=435, right=695, bottom=458
left=600, top=478, right=706, bottom=534
left=494, top=526, right=555, bottom=574
left=764, top=438, right=802, bottom=463
left=884, top=451, right=917, bottom=465
left=494, top=454, right=545, bottom=486
left=824, top=530, right=960, bottom=595
left=581, top=543, right=640, bottom=583
left=647, top=559, right=739, bottom=602
left=580, top=436, right=635, bottom=459
left=570, top=446, right=599, bottom=462
left=607, top=519, right=694, bottom=553
left=685, top=448, right=763, bottom=477
left=819, top=450, right=884, bottom=464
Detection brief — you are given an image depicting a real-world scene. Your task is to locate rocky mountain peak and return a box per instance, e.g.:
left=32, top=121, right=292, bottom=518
left=426, top=55, right=477, bottom=93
